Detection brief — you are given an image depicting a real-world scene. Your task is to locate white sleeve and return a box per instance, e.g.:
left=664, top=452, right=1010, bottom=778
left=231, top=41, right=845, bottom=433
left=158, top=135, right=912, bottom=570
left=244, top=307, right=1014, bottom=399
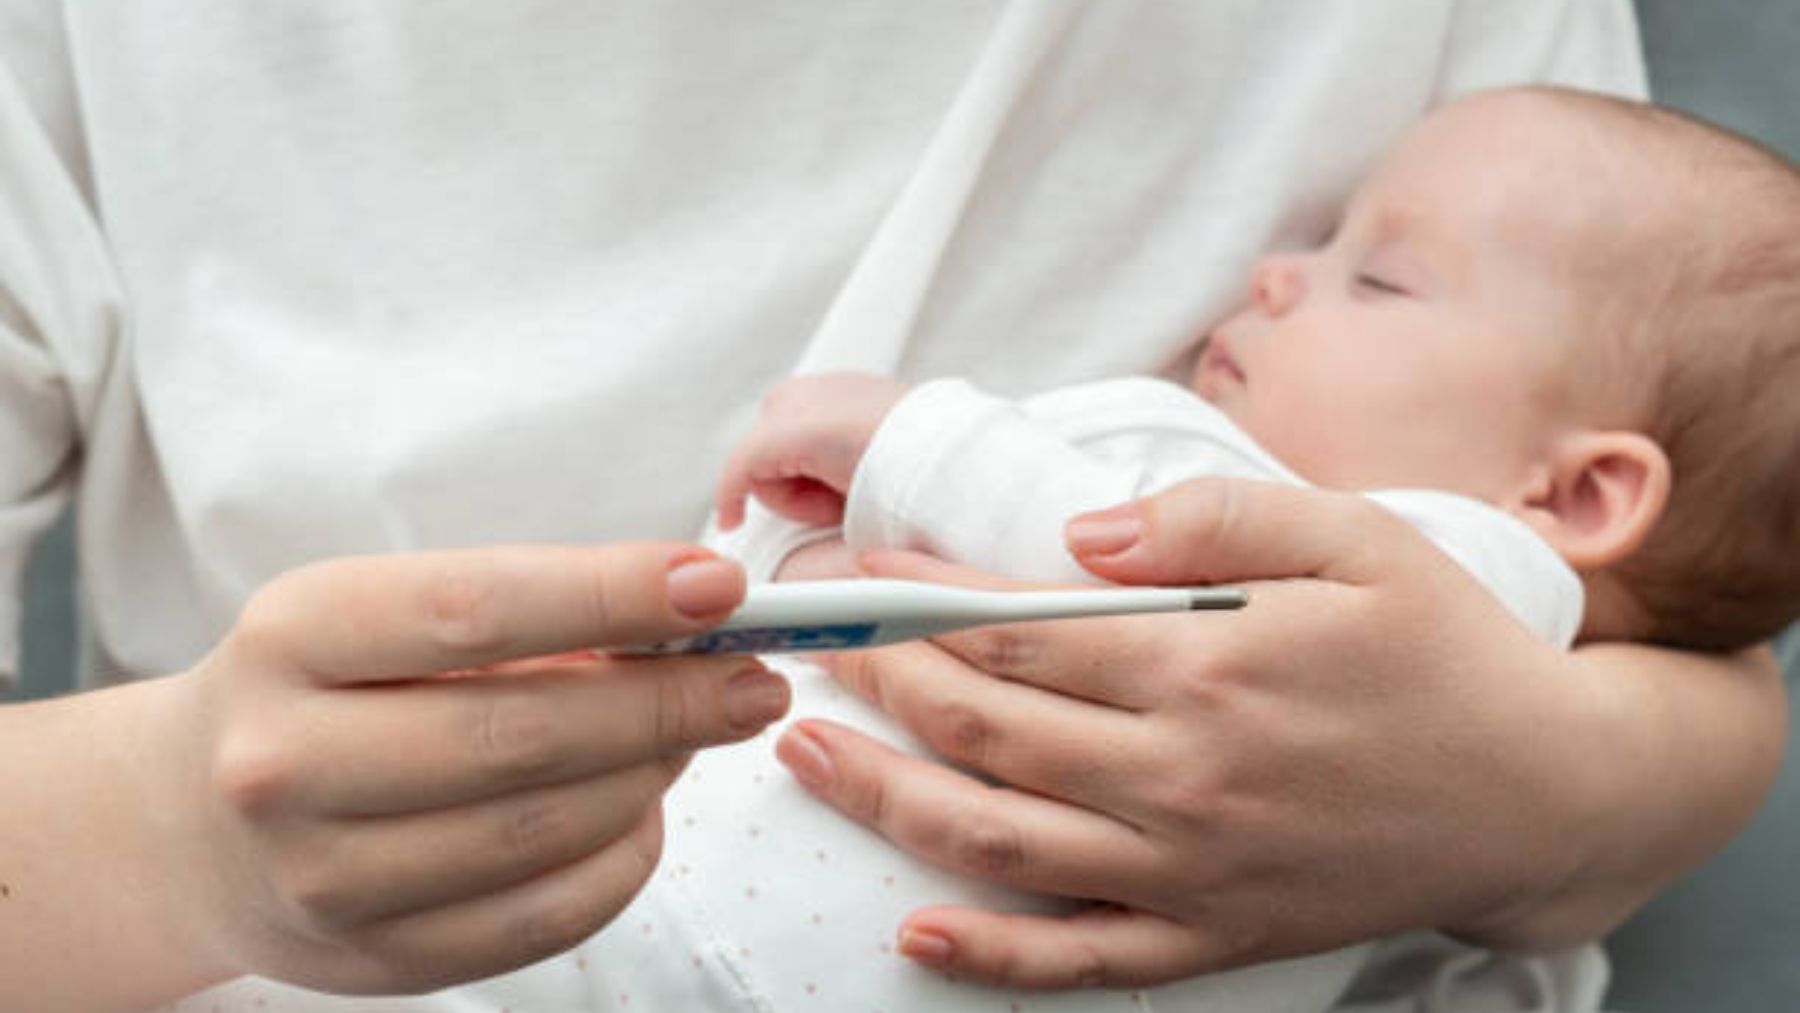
left=842, top=379, right=1182, bottom=585
left=0, top=7, right=118, bottom=685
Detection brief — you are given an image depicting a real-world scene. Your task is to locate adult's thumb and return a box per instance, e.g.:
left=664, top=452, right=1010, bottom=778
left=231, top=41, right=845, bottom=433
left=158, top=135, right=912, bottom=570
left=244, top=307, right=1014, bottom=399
left=1064, top=477, right=1425, bottom=589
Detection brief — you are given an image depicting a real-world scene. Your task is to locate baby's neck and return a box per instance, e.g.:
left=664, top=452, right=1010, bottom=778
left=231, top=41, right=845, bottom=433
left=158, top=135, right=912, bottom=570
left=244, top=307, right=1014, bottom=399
left=1575, top=571, right=1656, bottom=644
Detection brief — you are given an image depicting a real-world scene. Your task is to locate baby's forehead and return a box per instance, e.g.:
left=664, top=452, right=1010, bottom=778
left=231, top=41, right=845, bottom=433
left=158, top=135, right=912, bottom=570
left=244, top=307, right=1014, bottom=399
left=1365, top=96, right=1662, bottom=263
left=1397, top=90, right=1772, bottom=245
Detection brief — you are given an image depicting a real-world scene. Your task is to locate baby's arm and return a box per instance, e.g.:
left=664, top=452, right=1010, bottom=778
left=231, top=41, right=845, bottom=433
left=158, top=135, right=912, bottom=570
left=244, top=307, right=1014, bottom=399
left=714, top=372, right=910, bottom=532
left=719, top=375, right=1232, bottom=585
left=842, top=378, right=1231, bottom=585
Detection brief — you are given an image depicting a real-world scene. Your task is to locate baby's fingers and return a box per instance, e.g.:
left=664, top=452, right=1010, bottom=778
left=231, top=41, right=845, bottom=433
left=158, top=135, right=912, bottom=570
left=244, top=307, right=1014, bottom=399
left=714, top=441, right=759, bottom=532
left=715, top=475, right=751, bottom=532
left=751, top=476, right=847, bottom=528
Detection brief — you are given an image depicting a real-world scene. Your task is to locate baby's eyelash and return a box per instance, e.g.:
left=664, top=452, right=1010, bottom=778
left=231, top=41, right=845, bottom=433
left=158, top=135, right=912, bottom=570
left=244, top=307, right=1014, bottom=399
left=1355, top=273, right=1409, bottom=296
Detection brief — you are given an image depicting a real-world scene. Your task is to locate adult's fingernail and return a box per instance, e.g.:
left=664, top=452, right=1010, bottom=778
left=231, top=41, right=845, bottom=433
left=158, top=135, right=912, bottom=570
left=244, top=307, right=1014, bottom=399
left=1066, top=506, right=1142, bottom=556
left=724, top=667, right=790, bottom=731
left=667, top=555, right=743, bottom=618
left=898, top=927, right=954, bottom=968
left=775, top=724, right=836, bottom=791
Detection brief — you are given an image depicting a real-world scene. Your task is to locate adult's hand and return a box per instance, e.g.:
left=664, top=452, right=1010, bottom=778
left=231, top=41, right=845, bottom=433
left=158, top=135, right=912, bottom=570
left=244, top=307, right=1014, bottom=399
left=773, top=478, right=1784, bottom=988
left=2, top=542, right=790, bottom=1009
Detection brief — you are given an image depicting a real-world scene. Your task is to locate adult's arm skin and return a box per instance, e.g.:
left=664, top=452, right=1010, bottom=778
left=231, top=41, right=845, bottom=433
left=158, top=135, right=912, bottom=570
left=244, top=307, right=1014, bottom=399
left=774, top=478, right=1786, bottom=988
left=0, top=543, right=791, bottom=1012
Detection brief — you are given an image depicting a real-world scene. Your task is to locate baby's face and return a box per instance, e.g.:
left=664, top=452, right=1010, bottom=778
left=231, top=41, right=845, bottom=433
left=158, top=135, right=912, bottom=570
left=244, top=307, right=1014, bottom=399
left=1195, top=99, right=1593, bottom=504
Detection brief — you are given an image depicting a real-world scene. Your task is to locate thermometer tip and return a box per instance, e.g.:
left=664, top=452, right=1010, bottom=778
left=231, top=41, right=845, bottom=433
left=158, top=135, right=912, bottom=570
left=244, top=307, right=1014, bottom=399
left=1189, top=588, right=1248, bottom=610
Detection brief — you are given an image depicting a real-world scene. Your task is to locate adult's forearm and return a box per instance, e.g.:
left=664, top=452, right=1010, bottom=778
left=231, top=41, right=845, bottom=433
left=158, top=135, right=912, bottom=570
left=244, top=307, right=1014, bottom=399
left=0, top=678, right=234, bottom=1010
left=1451, top=642, right=1786, bottom=950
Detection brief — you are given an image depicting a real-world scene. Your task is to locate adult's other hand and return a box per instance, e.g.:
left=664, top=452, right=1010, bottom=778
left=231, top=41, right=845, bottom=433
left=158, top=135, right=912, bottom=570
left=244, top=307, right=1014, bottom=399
left=141, top=543, right=788, bottom=997
left=774, top=478, right=1654, bottom=988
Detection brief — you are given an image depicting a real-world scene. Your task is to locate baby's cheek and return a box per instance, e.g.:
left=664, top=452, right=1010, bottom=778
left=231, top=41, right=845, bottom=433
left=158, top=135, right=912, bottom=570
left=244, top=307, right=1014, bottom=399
left=1248, top=406, right=1355, bottom=486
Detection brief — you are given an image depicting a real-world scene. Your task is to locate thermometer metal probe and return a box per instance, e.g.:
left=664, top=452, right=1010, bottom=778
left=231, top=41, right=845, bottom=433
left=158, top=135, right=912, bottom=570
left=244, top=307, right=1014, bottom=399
left=629, top=578, right=1247, bottom=655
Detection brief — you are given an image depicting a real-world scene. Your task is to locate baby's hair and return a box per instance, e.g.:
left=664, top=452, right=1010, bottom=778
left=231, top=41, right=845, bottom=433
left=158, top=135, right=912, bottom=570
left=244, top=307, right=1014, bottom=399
left=1523, top=85, right=1800, bottom=649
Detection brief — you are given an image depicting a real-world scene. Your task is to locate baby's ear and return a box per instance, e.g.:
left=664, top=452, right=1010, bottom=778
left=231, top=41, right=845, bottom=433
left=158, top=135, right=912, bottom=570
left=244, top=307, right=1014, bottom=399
left=1517, top=431, right=1671, bottom=571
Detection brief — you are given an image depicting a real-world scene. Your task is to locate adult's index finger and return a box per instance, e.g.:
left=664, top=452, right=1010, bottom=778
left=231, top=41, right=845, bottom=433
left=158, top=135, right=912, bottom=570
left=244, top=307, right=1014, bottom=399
left=237, top=542, right=745, bottom=685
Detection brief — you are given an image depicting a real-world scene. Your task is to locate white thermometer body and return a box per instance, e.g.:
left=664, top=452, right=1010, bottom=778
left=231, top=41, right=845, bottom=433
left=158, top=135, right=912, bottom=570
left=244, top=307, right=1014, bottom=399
left=632, top=578, right=1246, bottom=655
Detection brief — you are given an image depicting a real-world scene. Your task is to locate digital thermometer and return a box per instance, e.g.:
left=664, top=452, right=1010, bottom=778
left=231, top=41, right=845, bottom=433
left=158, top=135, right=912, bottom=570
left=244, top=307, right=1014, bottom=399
left=630, top=578, right=1246, bottom=655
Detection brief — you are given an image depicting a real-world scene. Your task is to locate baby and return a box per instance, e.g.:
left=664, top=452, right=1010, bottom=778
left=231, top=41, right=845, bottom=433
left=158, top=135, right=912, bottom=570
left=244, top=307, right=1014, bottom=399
left=718, top=85, right=1800, bottom=655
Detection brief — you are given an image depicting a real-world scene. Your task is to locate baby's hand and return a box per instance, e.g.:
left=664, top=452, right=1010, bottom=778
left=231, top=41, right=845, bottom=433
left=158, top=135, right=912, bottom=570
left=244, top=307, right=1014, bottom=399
left=716, top=372, right=909, bottom=530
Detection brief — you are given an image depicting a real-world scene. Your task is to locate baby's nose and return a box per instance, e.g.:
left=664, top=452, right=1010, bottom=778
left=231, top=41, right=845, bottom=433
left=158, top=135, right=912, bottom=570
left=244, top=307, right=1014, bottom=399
left=1250, top=256, right=1306, bottom=316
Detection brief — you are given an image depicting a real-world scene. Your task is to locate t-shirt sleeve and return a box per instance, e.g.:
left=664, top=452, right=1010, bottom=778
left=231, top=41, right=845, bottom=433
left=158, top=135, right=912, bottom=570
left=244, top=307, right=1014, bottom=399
left=0, top=10, right=117, bottom=685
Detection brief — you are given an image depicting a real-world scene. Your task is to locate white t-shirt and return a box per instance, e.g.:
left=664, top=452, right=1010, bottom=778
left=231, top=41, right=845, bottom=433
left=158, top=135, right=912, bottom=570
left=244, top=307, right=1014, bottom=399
left=0, top=2, right=1644, bottom=1009
left=0, top=0, right=1642, bottom=687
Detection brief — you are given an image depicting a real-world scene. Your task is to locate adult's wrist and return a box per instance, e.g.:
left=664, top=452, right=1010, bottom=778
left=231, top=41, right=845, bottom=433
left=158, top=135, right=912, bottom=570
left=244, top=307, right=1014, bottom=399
left=1440, top=673, right=1637, bottom=950
left=0, top=676, right=238, bottom=1009
left=1446, top=643, right=1787, bottom=950
left=128, top=669, right=246, bottom=989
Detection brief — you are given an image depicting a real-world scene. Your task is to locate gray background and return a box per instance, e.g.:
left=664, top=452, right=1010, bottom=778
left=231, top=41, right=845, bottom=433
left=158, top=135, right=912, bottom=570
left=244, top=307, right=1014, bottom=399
left=7, top=1, right=1798, bottom=1008
left=1601, top=1, right=1800, bottom=1010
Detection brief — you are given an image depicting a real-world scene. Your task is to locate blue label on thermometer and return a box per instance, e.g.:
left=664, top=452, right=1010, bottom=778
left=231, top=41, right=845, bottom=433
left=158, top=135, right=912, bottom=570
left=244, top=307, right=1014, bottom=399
left=680, top=623, right=879, bottom=654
